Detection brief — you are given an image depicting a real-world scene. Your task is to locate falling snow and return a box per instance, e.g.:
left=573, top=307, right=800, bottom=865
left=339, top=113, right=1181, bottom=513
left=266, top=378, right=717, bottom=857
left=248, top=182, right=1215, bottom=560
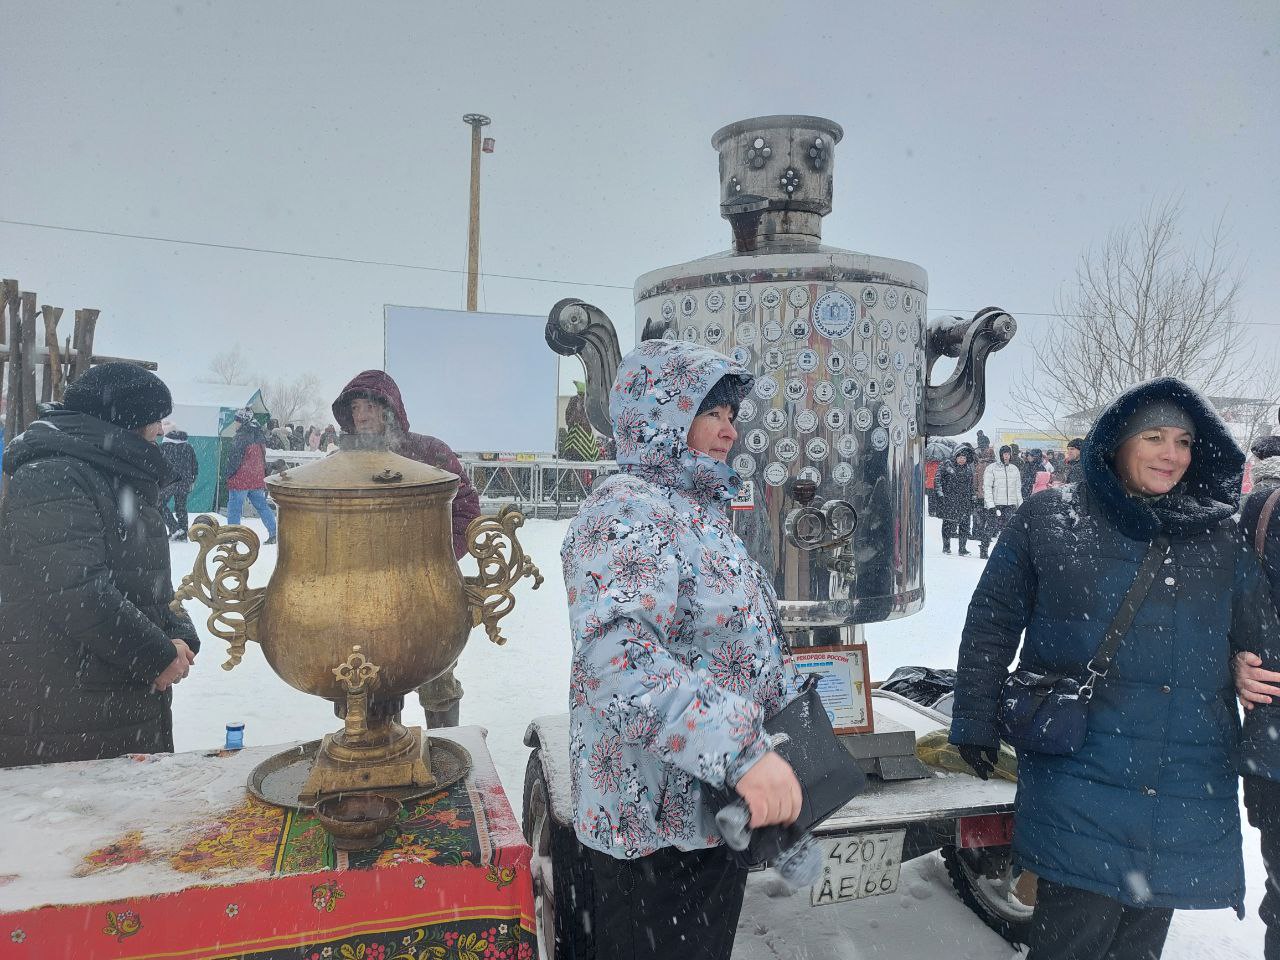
left=153, top=514, right=1273, bottom=959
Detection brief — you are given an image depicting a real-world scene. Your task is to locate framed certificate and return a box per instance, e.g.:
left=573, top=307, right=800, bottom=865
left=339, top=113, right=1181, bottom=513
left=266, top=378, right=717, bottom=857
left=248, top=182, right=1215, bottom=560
left=786, top=644, right=874, bottom=735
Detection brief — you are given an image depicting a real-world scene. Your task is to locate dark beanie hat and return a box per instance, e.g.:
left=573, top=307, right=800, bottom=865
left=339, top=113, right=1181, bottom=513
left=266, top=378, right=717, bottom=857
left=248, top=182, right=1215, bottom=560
left=1111, top=400, right=1196, bottom=453
left=62, top=362, right=172, bottom=430
left=1067, top=437, right=1084, bottom=450
left=696, top=374, right=750, bottom=416
left=1252, top=434, right=1280, bottom=460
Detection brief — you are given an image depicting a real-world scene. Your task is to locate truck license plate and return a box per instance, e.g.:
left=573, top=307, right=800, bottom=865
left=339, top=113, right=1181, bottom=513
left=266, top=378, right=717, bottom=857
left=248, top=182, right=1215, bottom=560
left=810, top=830, right=906, bottom=907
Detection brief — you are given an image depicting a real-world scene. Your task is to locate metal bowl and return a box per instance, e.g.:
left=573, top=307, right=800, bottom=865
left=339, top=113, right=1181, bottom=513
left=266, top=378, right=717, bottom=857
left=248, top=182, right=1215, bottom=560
left=313, top=793, right=402, bottom=851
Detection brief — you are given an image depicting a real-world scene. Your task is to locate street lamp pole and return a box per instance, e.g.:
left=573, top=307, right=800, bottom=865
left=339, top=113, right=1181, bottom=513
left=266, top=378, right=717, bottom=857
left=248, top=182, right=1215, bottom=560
left=462, top=113, right=491, bottom=312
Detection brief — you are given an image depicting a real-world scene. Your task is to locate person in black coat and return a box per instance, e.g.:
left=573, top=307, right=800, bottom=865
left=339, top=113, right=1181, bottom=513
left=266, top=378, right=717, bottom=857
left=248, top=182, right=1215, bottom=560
left=1020, top=449, right=1038, bottom=500
left=159, top=429, right=199, bottom=541
left=1059, top=437, right=1085, bottom=486
left=937, top=443, right=976, bottom=555
left=1237, top=432, right=1280, bottom=959
left=949, top=378, right=1279, bottom=960
left=0, top=363, right=200, bottom=767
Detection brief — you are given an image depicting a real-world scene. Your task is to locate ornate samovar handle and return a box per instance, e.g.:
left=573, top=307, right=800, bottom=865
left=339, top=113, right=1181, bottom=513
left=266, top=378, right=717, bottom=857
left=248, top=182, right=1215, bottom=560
left=462, top=505, right=544, bottom=645
left=923, top=306, right=1017, bottom=436
left=170, top=515, right=266, bottom=671
left=545, top=299, right=620, bottom=438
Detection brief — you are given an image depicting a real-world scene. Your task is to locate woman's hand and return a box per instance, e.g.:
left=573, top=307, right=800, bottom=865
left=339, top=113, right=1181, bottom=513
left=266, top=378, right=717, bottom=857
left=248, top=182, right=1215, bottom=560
left=1234, top=651, right=1280, bottom=710
left=735, top=752, right=803, bottom=828
left=153, top=639, right=196, bottom=692
left=956, top=743, right=999, bottom=780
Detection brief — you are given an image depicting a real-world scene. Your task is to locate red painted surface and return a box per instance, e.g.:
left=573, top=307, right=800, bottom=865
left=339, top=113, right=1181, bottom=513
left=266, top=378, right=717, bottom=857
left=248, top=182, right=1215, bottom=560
left=956, top=812, right=1014, bottom=849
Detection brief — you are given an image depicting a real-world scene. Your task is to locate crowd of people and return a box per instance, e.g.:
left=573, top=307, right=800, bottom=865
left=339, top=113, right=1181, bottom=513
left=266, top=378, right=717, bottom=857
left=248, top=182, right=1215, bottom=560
left=0, top=351, right=1276, bottom=960
left=928, top=430, right=1086, bottom=558
left=265, top=419, right=339, bottom=453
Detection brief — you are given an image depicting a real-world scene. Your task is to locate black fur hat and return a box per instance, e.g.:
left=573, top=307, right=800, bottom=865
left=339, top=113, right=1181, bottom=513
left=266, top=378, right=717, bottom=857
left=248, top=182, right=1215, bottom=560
left=62, top=362, right=172, bottom=430
left=1252, top=434, right=1280, bottom=460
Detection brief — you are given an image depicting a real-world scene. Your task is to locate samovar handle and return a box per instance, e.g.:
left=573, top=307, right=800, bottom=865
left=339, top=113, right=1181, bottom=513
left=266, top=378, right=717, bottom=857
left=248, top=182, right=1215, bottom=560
left=170, top=515, right=266, bottom=671
left=545, top=298, right=620, bottom=438
left=923, top=306, right=1017, bottom=437
left=462, top=505, right=544, bottom=645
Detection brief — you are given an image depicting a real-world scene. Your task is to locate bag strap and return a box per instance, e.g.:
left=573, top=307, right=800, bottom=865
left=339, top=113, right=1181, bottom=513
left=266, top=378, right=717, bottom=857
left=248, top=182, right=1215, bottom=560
left=1080, top=535, right=1171, bottom=701
left=1256, top=488, right=1280, bottom=559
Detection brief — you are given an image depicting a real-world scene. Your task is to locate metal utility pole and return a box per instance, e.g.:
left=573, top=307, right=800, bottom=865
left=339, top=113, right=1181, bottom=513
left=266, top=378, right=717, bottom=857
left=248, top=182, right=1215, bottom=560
left=462, top=113, right=492, bottom=312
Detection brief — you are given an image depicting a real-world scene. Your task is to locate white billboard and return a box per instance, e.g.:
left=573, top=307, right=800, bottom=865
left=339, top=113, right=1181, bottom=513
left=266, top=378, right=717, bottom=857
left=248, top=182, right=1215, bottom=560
left=383, top=304, right=557, bottom=453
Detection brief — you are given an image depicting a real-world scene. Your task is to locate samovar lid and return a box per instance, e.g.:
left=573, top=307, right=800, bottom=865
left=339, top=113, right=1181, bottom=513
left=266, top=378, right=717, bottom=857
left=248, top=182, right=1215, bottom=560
left=267, top=444, right=457, bottom=499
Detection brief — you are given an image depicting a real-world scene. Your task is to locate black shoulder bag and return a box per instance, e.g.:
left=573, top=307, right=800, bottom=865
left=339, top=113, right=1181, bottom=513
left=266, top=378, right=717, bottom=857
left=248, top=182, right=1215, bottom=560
left=997, top=535, right=1171, bottom=756
left=709, top=673, right=868, bottom=867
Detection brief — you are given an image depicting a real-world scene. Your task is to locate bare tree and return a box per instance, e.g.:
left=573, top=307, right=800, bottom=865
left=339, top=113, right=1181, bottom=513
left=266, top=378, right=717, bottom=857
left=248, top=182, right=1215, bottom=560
left=205, top=344, right=252, bottom=386
left=1011, top=199, right=1261, bottom=436
left=260, top=373, right=326, bottom=426
left=1236, top=355, right=1280, bottom=447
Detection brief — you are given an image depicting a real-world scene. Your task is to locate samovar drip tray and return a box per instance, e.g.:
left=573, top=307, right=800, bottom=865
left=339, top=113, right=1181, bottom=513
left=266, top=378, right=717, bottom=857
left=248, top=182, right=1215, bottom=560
left=248, top=737, right=473, bottom=810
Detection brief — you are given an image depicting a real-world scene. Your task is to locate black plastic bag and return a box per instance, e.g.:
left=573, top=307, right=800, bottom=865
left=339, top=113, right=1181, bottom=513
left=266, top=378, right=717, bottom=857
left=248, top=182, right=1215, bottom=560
left=880, top=665, right=956, bottom=708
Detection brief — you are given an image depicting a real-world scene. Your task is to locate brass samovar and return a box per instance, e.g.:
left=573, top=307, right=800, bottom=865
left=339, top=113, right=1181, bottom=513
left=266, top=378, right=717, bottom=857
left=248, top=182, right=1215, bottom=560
left=172, top=437, right=541, bottom=804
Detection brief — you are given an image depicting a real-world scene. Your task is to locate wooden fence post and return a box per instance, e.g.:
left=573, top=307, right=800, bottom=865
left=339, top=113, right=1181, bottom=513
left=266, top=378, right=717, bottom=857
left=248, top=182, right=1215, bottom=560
left=41, top=305, right=65, bottom=402
left=71, top=308, right=99, bottom=381
left=18, top=293, right=38, bottom=433
left=1, top=280, right=17, bottom=439
left=5, top=288, right=23, bottom=441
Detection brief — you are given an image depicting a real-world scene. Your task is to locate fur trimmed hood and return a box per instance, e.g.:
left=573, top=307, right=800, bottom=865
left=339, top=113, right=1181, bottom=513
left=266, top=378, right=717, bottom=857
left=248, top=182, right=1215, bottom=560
left=1082, top=377, right=1244, bottom=540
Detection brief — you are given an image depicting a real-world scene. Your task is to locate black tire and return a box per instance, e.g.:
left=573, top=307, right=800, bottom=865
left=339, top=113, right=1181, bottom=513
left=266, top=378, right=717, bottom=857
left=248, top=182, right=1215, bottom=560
left=941, top=844, right=1035, bottom=945
left=522, top=749, right=595, bottom=960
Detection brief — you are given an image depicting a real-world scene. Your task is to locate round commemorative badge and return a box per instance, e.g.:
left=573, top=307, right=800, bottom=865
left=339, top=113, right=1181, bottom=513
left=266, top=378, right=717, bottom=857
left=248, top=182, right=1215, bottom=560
left=813, top=290, right=857, bottom=340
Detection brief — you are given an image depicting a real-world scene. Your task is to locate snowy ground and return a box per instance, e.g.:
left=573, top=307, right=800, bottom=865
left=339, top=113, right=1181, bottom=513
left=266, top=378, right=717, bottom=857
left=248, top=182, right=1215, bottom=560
left=170, top=515, right=1268, bottom=959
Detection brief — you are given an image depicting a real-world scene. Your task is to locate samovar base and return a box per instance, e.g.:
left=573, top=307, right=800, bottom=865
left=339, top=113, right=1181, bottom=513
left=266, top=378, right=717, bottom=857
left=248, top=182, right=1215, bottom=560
left=298, top=725, right=433, bottom=803
left=248, top=736, right=473, bottom=810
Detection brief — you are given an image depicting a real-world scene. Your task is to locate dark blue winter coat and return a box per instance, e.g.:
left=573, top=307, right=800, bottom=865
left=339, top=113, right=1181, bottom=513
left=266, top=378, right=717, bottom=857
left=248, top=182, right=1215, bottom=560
left=951, top=378, right=1279, bottom=913
left=1238, top=452, right=1280, bottom=782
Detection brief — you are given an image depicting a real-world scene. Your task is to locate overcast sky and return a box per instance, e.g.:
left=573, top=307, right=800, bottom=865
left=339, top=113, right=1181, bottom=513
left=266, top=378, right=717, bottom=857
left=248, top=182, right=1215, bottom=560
left=2, top=0, right=1276, bottom=437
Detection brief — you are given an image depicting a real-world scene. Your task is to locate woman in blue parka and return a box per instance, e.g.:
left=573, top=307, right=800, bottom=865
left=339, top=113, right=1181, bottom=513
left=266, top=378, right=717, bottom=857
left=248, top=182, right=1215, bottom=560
left=949, top=377, right=1280, bottom=960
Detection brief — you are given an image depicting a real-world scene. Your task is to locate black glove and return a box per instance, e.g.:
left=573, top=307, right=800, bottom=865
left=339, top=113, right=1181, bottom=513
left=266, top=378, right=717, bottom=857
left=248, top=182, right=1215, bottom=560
left=956, top=743, right=999, bottom=781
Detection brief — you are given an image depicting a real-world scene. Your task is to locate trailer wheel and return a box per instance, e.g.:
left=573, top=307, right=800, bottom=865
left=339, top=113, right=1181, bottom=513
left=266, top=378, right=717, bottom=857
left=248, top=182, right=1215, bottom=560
left=522, top=749, right=594, bottom=960
left=941, top=844, right=1035, bottom=945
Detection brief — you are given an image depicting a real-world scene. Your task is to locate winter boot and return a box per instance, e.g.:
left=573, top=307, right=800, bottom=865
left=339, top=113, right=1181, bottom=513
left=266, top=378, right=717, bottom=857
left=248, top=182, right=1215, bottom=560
left=264, top=535, right=278, bottom=545
left=979, top=543, right=989, bottom=560
left=170, top=531, right=187, bottom=542
left=958, top=540, right=970, bottom=556
left=942, top=539, right=952, bottom=555
left=425, top=704, right=460, bottom=729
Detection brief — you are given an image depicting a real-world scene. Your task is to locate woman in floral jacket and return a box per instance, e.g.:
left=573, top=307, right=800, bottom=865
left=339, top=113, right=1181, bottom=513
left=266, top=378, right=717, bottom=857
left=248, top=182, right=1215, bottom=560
left=561, top=339, right=801, bottom=960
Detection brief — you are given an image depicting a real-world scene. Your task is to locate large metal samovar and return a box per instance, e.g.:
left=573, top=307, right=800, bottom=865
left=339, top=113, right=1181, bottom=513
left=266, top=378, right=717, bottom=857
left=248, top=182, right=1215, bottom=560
left=547, top=115, right=1014, bottom=777
left=172, top=436, right=542, bottom=804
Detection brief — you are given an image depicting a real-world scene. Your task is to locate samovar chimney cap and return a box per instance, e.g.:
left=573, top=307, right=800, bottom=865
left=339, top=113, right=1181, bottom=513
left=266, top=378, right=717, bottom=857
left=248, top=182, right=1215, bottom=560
left=710, top=114, right=844, bottom=151
left=711, top=115, right=844, bottom=252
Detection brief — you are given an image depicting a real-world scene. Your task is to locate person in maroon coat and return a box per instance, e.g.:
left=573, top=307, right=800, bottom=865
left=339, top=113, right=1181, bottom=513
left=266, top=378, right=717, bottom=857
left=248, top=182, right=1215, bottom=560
left=332, top=370, right=481, bottom=728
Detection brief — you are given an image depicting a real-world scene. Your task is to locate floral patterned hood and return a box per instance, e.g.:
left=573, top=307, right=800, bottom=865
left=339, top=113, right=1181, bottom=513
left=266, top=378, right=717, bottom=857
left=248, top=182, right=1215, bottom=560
left=609, top=338, right=752, bottom=506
